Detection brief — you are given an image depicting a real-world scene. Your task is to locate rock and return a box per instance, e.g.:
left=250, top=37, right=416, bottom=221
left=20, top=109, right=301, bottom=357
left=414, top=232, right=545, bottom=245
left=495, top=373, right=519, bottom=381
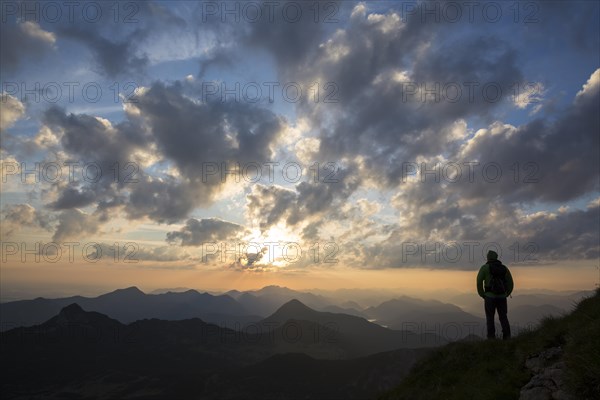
left=522, top=374, right=557, bottom=391
left=525, top=356, right=544, bottom=373
left=552, top=389, right=576, bottom=400
left=544, top=367, right=564, bottom=387
left=520, top=386, right=552, bottom=400
left=539, top=347, right=562, bottom=361
left=520, top=347, right=574, bottom=400
left=525, top=347, right=562, bottom=373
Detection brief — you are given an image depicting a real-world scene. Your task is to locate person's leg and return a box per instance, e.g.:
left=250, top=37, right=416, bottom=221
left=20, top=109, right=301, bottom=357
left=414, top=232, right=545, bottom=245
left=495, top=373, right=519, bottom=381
left=497, top=297, right=511, bottom=340
left=484, top=297, right=496, bottom=339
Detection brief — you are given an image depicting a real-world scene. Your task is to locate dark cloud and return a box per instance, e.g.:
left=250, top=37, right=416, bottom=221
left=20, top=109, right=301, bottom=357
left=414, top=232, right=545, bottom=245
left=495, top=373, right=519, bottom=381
left=246, top=164, right=361, bottom=238
left=302, top=13, right=526, bottom=187
left=38, top=80, right=286, bottom=227
left=132, top=82, right=284, bottom=176
left=121, top=81, right=286, bottom=222
left=370, top=70, right=599, bottom=269
left=58, top=26, right=149, bottom=78
left=84, top=242, right=190, bottom=263
left=124, top=175, right=200, bottom=224
left=48, top=1, right=186, bottom=78
left=518, top=202, right=600, bottom=261
left=246, top=184, right=297, bottom=233
left=166, top=218, right=247, bottom=246
left=243, top=0, right=342, bottom=75
left=52, top=208, right=101, bottom=242
left=368, top=198, right=600, bottom=270
left=49, top=186, right=98, bottom=210
left=42, top=105, right=148, bottom=215
left=198, top=48, right=234, bottom=79
left=2, top=203, right=52, bottom=237
left=456, top=69, right=600, bottom=204
left=0, top=1, right=176, bottom=78
left=0, top=21, right=55, bottom=74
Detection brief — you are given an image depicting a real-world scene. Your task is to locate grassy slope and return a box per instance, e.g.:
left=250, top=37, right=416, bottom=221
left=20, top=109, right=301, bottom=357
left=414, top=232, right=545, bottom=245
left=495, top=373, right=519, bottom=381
left=380, top=288, right=600, bottom=400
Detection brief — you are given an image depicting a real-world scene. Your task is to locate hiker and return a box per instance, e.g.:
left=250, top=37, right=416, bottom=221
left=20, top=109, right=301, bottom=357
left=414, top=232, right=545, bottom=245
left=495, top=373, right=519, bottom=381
left=477, top=250, right=514, bottom=340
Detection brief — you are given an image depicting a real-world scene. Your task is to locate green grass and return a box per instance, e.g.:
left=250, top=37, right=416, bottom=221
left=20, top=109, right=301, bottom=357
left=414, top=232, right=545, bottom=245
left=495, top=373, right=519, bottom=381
left=379, top=288, right=600, bottom=400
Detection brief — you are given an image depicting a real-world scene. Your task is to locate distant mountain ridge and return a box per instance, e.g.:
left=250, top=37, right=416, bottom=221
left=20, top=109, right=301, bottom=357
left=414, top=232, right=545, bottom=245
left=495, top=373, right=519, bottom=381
left=1, top=285, right=583, bottom=338
left=256, top=298, right=447, bottom=357
left=227, top=285, right=335, bottom=315
left=0, top=286, right=255, bottom=331
left=363, top=297, right=486, bottom=337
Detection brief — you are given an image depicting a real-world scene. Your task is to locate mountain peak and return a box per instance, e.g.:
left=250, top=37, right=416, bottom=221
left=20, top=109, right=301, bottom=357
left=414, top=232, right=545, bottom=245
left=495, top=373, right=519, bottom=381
left=261, top=299, right=318, bottom=325
left=61, top=302, right=84, bottom=313
left=260, top=285, right=292, bottom=293
left=120, top=286, right=144, bottom=294
left=58, top=303, right=86, bottom=319
left=52, top=302, right=122, bottom=329
left=276, top=298, right=314, bottom=314
left=108, top=286, right=145, bottom=296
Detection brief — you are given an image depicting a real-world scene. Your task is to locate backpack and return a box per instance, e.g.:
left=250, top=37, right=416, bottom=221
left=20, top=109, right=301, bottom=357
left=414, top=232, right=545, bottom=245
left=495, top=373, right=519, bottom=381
left=487, top=262, right=508, bottom=295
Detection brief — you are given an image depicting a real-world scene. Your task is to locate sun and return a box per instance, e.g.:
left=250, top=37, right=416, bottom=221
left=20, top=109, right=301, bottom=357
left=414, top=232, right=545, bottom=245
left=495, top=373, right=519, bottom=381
left=240, top=223, right=303, bottom=269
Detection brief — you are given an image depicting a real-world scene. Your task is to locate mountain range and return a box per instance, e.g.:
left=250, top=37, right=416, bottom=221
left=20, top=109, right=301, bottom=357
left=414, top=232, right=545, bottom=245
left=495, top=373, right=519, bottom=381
left=2, top=285, right=585, bottom=338
left=0, top=286, right=257, bottom=331
left=1, top=298, right=440, bottom=399
left=1, top=286, right=595, bottom=399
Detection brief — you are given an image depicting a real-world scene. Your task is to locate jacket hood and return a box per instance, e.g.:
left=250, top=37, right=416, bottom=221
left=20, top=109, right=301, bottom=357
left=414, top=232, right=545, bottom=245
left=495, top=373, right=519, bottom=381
left=486, top=250, right=498, bottom=261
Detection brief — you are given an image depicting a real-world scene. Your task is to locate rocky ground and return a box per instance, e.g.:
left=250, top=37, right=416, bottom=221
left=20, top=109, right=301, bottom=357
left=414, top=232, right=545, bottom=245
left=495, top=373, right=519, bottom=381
left=519, top=347, right=575, bottom=400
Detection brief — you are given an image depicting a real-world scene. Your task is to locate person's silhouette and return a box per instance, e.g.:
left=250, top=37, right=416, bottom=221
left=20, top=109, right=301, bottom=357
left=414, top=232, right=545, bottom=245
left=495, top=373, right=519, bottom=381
left=477, top=250, right=514, bottom=339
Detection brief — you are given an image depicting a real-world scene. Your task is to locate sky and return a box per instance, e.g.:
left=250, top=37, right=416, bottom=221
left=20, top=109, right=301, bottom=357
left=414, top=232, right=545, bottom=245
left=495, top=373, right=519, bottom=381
left=1, top=1, right=599, bottom=299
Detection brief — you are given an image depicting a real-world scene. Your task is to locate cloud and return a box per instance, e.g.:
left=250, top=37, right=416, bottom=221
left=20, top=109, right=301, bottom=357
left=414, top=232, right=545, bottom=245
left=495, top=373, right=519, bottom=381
left=456, top=68, right=599, bottom=204
left=37, top=80, right=286, bottom=225
left=516, top=201, right=600, bottom=261
left=20, top=21, right=56, bottom=44
left=129, top=82, right=284, bottom=178
left=52, top=208, right=102, bottom=242
left=44, top=1, right=188, bottom=77
left=58, top=26, right=149, bottom=78
left=243, top=0, right=341, bottom=76
left=123, top=81, right=286, bottom=222
left=350, top=198, right=599, bottom=270
left=247, top=3, right=529, bottom=190
left=0, top=21, right=56, bottom=74
left=41, top=105, right=149, bottom=215
left=246, top=184, right=298, bottom=233
left=576, top=68, right=600, bottom=101
left=227, top=247, right=270, bottom=272
left=1, top=203, right=52, bottom=237
left=84, top=242, right=191, bottom=263
left=513, top=83, right=545, bottom=113
left=0, top=93, right=25, bottom=132
left=2, top=2, right=598, bottom=272
left=245, top=164, right=361, bottom=238
left=340, top=68, right=600, bottom=269
left=166, top=217, right=248, bottom=246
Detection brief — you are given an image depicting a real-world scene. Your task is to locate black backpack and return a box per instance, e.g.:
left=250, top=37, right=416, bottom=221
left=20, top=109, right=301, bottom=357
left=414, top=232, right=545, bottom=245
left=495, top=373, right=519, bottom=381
left=487, top=262, right=508, bottom=295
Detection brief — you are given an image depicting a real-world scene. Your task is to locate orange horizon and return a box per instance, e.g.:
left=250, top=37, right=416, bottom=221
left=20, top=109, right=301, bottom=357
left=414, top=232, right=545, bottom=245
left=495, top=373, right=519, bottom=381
left=1, top=260, right=597, bottom=300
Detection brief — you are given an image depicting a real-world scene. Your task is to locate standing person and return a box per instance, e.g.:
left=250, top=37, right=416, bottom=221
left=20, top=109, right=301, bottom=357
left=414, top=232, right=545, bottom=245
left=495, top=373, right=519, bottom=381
left=477, top=250, right=514, bottom=340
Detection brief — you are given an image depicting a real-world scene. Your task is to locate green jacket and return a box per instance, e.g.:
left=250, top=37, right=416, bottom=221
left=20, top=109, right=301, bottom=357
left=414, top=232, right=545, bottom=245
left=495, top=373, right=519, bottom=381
left=476, top=261, right=514, bottom=298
